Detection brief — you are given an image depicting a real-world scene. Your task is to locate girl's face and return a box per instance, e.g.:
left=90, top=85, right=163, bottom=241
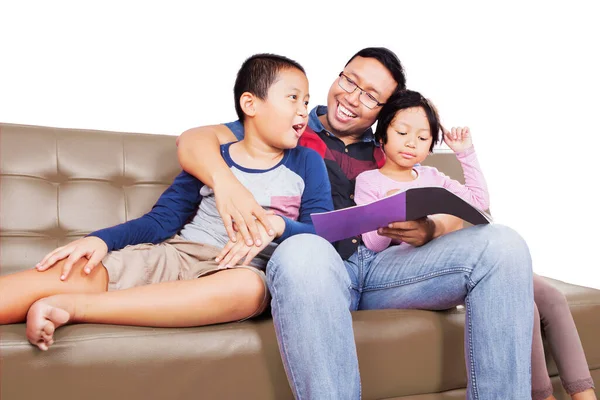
left=382, top=107, right=433, bottom=170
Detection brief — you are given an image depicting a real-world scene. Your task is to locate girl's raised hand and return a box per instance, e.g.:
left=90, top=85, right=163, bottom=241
left=443, top=126, right=473, bottom=153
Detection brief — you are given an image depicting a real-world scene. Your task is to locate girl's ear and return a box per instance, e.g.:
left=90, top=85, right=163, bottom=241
left=239, top=92, right=257, bottom=118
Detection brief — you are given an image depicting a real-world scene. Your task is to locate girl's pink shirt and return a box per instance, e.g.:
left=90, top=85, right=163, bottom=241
left=354, top=146, right=490, bottom=252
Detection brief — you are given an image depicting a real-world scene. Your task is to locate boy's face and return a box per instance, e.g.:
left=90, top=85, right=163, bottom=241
left=382, top=107, right=433, bottom=169
left=324, top=56, right=397, bottom=138
left=254, top=68, right=309, bottom=149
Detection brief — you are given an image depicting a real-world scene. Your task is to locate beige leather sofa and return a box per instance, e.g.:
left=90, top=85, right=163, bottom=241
left=1, top=122, right=599, bottom=399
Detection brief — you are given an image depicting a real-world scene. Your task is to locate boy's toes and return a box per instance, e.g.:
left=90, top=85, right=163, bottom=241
left=37, top=340, right=49, bottom=351
left=42, top=320, right=55, bottom=337
left=41, top=329, right=53, bottom=344
left=26, top=299, right=71, bottom=351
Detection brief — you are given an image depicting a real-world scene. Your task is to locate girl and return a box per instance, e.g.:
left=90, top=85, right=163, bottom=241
left=354, top=90, right=595, bottom=400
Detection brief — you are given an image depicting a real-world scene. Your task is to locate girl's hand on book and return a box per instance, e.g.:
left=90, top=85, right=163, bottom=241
left=443, top=126, right=473, bottom=153
left=378, top=217, right=435, bottom=247
left=386, top=189, right=401, bottom=197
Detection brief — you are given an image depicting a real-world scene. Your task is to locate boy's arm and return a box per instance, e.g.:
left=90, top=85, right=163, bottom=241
left=354, top=173, right=393, bottom=252
left=89, top=171, right=203, bottom=250
left=276, top=150, right=333, bottom=242
left=38, top=171, right=202, bottom=280
left=177, top=124, right=275, bottom=246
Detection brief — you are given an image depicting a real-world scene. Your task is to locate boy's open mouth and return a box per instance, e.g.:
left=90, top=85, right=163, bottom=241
left=292, top=123, right=305, bottom=136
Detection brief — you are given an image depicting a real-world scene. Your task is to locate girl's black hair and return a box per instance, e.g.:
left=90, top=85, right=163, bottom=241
left=374, top=90, right=441, bottom=152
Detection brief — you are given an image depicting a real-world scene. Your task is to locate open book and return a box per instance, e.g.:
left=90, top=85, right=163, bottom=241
left=310, top=186, right=492, bottom=243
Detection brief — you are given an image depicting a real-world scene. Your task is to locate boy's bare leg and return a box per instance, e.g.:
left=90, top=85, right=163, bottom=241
left=27, top=268, right=265, bottom=350
left=0, top=259, right=108, bottom=324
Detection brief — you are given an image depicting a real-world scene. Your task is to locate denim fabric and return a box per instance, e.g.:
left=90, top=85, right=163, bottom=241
left=266, top=224, right=533, bottom=399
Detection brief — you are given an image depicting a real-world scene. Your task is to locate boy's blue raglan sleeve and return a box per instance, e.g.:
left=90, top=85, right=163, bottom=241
left=223, top=120, right=245, bottom=141
left=276, top=149, right=333, bottom=242
left=89, top=171, right=203, bottom=251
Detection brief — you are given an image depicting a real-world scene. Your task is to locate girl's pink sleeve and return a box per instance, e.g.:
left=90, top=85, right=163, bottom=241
left=354, top=172, right=392, bottom=252
left=437, top=146, right=490, bottom=210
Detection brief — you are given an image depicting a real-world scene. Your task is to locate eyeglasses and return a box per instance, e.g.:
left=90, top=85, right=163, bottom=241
left=338, top=72, right=384, bottom=109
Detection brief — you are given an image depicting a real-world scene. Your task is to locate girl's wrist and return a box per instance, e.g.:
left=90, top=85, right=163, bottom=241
left=454, top=145, right=475, bottom=156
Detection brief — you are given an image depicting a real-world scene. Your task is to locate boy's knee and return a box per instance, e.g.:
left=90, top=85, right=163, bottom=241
left=234, top=269, right=265, bottom=296
left=231, top=270, right=267, bottom=320
left=53, top=258, right=108, bottom=291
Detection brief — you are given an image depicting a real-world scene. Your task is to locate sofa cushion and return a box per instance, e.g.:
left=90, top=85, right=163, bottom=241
left=2, top=278, right=599, bottom=399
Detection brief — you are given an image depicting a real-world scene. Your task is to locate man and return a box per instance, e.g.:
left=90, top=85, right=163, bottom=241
left=177, top=47, right=534, bottom=399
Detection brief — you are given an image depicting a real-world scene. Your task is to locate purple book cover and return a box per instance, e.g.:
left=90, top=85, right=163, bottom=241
left=311, top=192, right=408, bottom=243
left=311, top=187, right=492, bottom=243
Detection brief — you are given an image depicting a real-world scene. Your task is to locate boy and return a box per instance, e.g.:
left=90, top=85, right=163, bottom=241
left=0, top=53, right=332, bottom=351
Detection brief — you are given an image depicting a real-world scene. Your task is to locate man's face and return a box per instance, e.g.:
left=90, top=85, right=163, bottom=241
left=324, top=56, right=397, bottom=137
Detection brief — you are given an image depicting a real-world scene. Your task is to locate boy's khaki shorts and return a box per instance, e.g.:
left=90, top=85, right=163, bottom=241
left=102, top=235, right=269, bottom=319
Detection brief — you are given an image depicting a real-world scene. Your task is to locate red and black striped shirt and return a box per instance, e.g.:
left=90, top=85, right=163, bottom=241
left=301, top=106, right=385, bottom=259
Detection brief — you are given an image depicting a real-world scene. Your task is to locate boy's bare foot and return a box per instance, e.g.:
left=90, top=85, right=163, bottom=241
left=26, top=296, right=74, bottom=351
left=544, top=395, right=557, bottom=400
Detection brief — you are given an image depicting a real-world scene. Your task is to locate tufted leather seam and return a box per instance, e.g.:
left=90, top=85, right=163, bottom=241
left=122, top=134, right=128, bottom=221
left=55, top=130, right=60, bottom=232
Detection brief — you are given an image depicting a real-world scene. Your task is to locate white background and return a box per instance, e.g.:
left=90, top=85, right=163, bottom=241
left=1, top=1, right=599, bottom=288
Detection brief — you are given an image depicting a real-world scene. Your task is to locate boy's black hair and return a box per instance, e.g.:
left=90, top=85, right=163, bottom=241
left=234, top=53, right=305, bottom=121
left=346, top=47, right=407, bottom=95
left=375, top=90, right=441, bottom=153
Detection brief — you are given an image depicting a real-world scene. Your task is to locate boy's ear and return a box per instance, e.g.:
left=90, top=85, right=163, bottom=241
left=239, top=92, right=257, bottom=118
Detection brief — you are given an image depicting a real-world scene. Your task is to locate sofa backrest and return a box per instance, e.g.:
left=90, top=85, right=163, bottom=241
left=0, top=123, right=465, bottom=275
left=0, top=123, right=180, bottom=275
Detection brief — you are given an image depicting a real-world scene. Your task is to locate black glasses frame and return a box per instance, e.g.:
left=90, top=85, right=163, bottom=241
left=338, top=72, right=385, bottom=109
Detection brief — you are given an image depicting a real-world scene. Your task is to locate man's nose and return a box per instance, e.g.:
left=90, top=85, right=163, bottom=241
left=345, top=89, right=361, bottom=106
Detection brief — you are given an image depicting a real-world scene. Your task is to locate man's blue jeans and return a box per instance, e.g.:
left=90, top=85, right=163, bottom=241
left=266, top=224, right=534, bottom=399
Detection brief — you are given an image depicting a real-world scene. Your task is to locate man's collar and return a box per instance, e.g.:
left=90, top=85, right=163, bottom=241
left=308, top=105, right=377, bottom=144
